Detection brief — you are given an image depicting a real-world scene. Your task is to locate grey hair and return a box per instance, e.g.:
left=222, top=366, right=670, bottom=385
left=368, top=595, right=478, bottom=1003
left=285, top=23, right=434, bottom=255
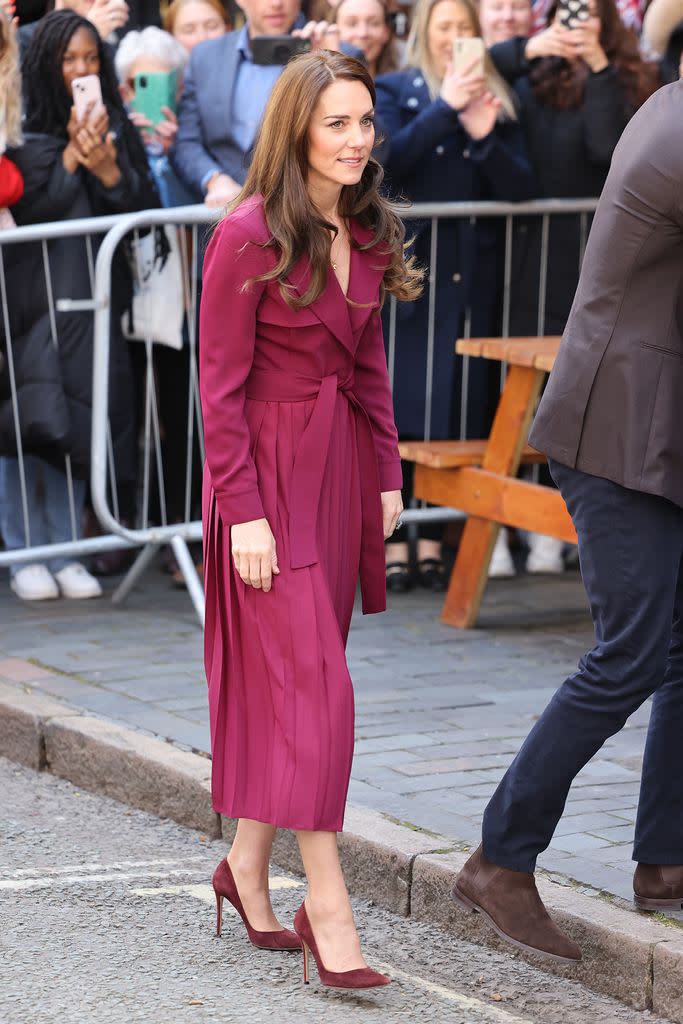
left=114, top=26, right=189, bottom=82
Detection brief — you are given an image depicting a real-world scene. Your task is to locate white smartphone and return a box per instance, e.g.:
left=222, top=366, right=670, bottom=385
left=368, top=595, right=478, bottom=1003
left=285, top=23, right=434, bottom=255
left=72, top=74, right=103, bottom=122
left=452, top=37, right=486, bottom=76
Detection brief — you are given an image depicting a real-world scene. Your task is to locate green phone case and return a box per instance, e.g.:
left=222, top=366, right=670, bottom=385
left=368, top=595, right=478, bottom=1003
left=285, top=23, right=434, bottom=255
left=131, top=70, right=178, bottom=127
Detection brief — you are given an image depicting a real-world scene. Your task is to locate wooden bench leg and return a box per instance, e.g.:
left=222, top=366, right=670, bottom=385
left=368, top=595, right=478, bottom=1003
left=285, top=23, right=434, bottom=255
left=440, top=365, right=544, bottom=628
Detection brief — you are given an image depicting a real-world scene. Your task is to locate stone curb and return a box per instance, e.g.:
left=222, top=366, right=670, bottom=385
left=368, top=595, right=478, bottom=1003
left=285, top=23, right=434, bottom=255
left=1, top=681, right=682, bottom=1021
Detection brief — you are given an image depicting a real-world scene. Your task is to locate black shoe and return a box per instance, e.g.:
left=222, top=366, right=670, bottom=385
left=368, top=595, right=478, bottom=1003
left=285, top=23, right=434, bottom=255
left=416, top=558, right=448, bottom=591
left=386, top=561, right=413, bottom=593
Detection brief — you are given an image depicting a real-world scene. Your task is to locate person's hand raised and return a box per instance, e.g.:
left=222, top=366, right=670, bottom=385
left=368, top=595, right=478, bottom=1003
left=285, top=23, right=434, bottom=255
left=458, top=90, right=502, bottom=140
left=570, top=16, right=608, bottom=71
left=130, top=106, right=178, bottom=155
left=87, top=0, right=130, bottom=38
left=292, top=20, right=341, bottom=52
left=524, top=21, right=576, bottom=61
left=440, top=56, right=487, bottom=112
left=231, top=518, right=280, bottom=592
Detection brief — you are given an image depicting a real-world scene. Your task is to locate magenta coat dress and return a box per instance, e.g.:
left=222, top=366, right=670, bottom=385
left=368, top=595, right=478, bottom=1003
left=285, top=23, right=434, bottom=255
left=200, top=196, right=403, bottom=833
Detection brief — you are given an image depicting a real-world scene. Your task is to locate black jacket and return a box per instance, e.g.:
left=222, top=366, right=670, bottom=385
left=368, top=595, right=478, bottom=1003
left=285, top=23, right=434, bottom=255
left=1, top=130, right=157, bottom=478
left=491, top=36, right=632, bottom=333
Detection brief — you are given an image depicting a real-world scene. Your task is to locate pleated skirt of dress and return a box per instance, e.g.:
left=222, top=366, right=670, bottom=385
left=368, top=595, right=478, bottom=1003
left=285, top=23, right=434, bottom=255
left=203, top=396, right=363, bottom=833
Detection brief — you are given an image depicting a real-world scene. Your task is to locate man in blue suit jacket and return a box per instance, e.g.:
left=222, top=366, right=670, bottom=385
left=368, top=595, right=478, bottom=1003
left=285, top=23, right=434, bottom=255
left=171, top=0, right=355, bottom=206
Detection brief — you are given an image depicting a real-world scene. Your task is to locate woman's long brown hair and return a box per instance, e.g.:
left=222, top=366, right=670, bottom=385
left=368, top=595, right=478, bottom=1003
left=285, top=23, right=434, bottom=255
left=226, top=51, right=423, bottom=308
left=530, top=0, right=659, bottom=111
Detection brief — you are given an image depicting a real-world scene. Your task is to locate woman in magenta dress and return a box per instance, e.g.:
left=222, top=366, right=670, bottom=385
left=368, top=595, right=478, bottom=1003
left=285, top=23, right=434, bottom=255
left=200, top=51, right=422, bottom=988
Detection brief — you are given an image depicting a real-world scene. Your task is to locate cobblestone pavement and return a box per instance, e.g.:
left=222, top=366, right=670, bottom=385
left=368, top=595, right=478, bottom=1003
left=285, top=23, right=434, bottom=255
left=0, top=561, right=668, bottom=911
left=0, top=757, right=671, bottom=1024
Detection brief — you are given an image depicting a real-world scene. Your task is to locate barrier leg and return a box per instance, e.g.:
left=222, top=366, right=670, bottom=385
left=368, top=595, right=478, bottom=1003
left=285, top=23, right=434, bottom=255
left=170, top=534, right=205, bottom=628
left=111, top=542, right=159, bottom=606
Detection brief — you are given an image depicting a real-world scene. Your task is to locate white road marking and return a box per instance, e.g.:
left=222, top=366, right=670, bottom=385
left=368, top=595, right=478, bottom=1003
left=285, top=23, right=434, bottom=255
left=374, top=962, right=533, bottom=1024
left=129, top=876, right=304, bottom=908
left=0, top=867, right=209, bottom=892
left=0, top=858, right=206, bottom=880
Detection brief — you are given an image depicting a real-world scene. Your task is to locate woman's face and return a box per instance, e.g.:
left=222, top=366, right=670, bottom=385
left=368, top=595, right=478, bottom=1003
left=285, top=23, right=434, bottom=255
left=306, top=79, right=375, bottom=196
left=172, top=0, right=226, bottom=51
left=62, top=25, right=100, bottom=96
left=427, top=0, right=476, bottom=79
left=335, top=0, right=390, bottom=70
left=479, top=0, right=531, bottom=46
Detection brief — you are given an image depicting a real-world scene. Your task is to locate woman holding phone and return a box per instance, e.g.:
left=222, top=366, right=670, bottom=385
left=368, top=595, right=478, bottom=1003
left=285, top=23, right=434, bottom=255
left=1, top=10, right=160, bottom=600
left=485, top=0, right=659, bottom=575
left=201, top=50, right=421, bottom=988
left=374, top=0, right=534, bottom=592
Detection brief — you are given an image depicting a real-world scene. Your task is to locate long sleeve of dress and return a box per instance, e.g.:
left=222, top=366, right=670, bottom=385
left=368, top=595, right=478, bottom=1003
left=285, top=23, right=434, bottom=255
left=353, top=306, right=403, bottom=492
left=199, top=216, right=268, bottom=525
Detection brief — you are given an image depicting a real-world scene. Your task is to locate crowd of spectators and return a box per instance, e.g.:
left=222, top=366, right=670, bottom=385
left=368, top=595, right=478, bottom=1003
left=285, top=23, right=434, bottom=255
left=0, top=0, right=681, bottom=599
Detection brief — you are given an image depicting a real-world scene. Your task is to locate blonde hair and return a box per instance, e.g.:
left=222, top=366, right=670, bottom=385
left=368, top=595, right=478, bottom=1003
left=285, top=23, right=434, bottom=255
left=0, top=13, right=23, bottom=153
left=405, top=0, right=517, bottom=119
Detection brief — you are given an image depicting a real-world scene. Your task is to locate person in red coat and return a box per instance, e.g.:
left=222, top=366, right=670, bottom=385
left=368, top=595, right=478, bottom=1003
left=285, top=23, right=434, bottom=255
left=200, top=51, right=422, bottom=989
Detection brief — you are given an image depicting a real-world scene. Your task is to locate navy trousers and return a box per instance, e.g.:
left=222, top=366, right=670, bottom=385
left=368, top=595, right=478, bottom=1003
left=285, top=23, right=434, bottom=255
left=483, top=458, right=683, bottom=872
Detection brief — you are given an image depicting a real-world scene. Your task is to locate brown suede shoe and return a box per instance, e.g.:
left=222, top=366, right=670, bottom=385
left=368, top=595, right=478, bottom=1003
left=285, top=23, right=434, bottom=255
left=634, top=864, right=683, bottom=910
left=452, top=846, right=582, bottom=964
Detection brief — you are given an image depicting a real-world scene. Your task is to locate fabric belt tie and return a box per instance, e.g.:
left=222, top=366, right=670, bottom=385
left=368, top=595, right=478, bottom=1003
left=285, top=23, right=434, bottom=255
left=245, top=370, right=385, bottom=614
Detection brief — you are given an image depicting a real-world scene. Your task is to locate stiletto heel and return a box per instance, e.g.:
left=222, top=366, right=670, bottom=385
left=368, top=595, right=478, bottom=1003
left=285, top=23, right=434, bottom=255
left=211, top=858, right=301, bottom=951
left=215, top=890, right=223, bottom=937
left=293, top=902, right=390, bottom=990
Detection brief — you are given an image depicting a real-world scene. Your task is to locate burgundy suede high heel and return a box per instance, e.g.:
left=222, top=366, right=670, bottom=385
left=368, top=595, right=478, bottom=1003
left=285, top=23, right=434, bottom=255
left=212, top=859, right=301, bottom=951
left=293, top=902, right=390, bottom=989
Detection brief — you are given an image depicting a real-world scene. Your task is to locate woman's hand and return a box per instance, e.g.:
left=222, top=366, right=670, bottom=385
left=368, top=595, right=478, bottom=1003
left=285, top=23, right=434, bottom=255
left=87, top=0, right=130, bottom=37
left=571, top=17, right=608, bottom=72
left=292, top=20, right=341, bottom=52
left=440, top=56, right=487, bottom=112
left=231, top=518, right=280, bottom=592
left=78, top=133, right=122, bottom=187
left=381, top=490, right=403, bottom=540
left=458, top=91, right=502, bottom=140
left=154, top=107, right=179, bottom=154
left=129, top=106, right=178, bottom=155
left=524, top=21, right=576, bottom=61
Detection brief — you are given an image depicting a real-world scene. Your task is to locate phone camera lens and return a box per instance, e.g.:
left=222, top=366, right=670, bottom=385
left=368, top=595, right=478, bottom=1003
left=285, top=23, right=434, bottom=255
left=140, top=76, right=147, bottom=88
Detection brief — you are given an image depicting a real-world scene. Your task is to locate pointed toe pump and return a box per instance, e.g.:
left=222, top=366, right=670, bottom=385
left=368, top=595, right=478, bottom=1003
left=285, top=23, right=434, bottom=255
left=293, top=902, right=390, bottom=990
left=212, top=858, right=301, bottom=951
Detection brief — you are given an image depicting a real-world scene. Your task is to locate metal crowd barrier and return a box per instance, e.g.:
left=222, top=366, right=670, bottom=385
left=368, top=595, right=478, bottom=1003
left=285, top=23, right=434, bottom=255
left=0, top=198, right=598, bottom=626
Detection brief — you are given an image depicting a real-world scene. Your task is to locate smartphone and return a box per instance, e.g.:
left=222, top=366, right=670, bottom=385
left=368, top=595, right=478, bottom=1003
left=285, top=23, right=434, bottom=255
left=131, top=70, right=178, bottom=126
left=558, top=0, right=590, bottom=29
left=251, top=35, right=311, bottom=66
left=452, top=37, right=485, bottom=76
left=72, top=74, right=103, bottom=121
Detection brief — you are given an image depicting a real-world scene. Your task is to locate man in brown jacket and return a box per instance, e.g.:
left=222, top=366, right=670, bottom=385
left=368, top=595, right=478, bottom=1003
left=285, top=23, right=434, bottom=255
left=452, top=79, right=683, bottom=963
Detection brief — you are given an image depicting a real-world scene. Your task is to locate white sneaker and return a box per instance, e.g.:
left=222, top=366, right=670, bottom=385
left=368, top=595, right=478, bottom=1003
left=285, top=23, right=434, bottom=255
left=526, top=534, right=565, bottom=574
left=54, top=563, right=103, bottom=600
left=10, top=564, right=59, bottom=601
left=488, top=527, right=516, bottom=578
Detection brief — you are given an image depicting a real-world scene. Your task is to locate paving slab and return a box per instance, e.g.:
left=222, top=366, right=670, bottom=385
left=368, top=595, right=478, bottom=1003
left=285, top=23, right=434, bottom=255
left=0, top=561, right=678, bottom=923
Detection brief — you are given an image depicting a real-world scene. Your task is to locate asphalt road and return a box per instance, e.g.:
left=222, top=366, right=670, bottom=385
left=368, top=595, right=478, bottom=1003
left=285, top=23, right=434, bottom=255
left=0, top=758, right=670, bottom=1024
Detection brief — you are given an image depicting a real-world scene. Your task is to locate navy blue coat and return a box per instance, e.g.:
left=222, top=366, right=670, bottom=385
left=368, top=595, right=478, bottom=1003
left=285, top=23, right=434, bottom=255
left=375, top=68, right=535, bottom=440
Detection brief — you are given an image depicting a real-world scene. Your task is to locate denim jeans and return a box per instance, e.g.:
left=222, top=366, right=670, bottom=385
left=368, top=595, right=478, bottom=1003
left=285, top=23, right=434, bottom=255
left=0, top=455, right=85, bottom=575
left=482, top=458, right=683, bottom=871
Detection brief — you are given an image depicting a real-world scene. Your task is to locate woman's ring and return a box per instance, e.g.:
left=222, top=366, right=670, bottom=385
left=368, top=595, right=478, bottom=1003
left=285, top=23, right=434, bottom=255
left=395, top=517, right=403, bottom=532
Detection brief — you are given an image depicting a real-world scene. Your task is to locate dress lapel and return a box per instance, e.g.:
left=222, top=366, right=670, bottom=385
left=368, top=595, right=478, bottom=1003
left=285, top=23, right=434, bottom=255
left=287, top=252, right=355, bottom=356
left=286, top=220, right=388, bottom=354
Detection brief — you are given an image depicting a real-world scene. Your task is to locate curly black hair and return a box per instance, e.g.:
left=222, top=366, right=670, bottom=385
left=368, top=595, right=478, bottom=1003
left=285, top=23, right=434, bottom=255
left=22, top=9, right=159, bottom=207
